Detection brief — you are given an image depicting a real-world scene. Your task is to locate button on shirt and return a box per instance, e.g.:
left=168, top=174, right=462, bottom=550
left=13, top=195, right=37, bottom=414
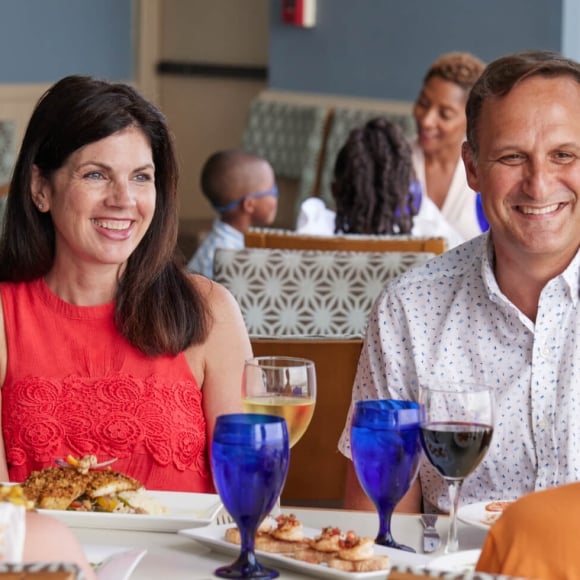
left=187, top=219, right=244, bottom=279
left=338, top=233, right=580, bottom=513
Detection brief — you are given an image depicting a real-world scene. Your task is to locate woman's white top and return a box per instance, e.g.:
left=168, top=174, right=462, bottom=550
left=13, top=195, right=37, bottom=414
left=411, top=140, right=481, bottom=241
left=296, top=196, right=464, bottom=249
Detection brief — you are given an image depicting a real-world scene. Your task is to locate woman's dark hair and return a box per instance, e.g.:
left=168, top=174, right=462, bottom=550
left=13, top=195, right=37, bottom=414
left=0, top=75, right=210, bottom=356
left=332, top=117, right=417, bottom=235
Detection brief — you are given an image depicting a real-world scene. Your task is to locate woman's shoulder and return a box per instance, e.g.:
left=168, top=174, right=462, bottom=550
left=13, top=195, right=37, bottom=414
left=188, top=273, right=243, bottom=317
left=183, top=272, right=251, bottom=377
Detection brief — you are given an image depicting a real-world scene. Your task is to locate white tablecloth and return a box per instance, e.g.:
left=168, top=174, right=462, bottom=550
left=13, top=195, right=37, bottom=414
left=73, top=507, right=489, bottom=579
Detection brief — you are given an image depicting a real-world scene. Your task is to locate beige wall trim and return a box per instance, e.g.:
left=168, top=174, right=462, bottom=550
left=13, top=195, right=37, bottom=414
left=0, top=83, right=49, bottom=102
left=0, top=83, right=50, bottom=149
left=134, top=0, right=161, bottom=104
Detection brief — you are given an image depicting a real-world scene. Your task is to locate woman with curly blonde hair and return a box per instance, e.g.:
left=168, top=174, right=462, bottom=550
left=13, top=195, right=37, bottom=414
left=412, top=52, right=486, bottom=240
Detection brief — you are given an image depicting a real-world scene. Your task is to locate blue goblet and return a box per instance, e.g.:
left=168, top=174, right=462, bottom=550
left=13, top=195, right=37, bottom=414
left=211, top=413, right=290, bottom=579
left=351, top=399, right=422, bottom=552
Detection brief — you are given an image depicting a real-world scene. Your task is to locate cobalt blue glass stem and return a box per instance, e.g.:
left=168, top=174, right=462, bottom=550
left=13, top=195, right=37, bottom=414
left=212, top=413, right=289, bottom=579
left=351, top=400, right=422, bottom=553
left=215, top=545, right=273, bottom=579
left=376, top=510, right=414, bottom=552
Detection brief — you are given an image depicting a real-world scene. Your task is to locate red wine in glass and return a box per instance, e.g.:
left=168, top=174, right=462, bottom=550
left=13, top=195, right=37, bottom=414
left=420, top=421, right=493, bottom=479
left=419, top=384, right=494, bottom=553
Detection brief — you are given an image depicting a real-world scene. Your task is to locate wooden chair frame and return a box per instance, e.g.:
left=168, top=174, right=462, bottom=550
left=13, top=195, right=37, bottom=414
left=245, top=228, right=447, bottom=254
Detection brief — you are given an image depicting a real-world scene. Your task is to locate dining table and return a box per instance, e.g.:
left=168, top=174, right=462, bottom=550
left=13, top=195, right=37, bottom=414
left=72, top=503, right=489, bottom=579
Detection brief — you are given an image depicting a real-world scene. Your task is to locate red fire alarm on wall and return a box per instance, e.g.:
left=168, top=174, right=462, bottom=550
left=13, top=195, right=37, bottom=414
left=281, top=0, right=316, bottom=28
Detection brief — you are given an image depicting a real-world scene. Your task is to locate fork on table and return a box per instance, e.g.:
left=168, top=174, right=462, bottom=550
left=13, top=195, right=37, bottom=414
left=214, top=505, right=235, bottom=525
left=420, top=513, right=441, bottom=553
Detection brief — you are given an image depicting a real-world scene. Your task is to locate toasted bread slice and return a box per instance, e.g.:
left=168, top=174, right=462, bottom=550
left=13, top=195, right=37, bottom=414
left=224, top=526, right=306, bottom=553
left=293, top=547, right=337, bottom=564
left=256, top=537, right=307, bottom=553
left=327, top=555, right=390, bottom=572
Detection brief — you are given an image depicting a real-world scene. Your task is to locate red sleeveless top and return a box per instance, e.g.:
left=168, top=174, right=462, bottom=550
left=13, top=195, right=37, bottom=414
left=0, top=278, right=213, bottom=492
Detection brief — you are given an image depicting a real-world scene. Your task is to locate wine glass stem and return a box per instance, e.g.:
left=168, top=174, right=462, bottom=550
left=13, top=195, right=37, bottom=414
left=271, top=441, right=298, bottom=517
left=446, top=479, right=463, bottom=553
left=234, top=527, right=270, bottom=576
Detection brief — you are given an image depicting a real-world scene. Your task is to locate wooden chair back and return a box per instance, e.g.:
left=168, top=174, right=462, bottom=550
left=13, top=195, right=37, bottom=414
left=245, top=228, right=447, bottom=254
left=251, top=337, right=362, bottom=507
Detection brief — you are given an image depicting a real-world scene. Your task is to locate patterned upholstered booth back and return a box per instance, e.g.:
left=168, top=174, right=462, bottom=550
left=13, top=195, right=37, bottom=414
left=0, top=120, right=15, bottom=185
left=242, top=98, right=331, bottom=226
left=213, top=247, right=434, bottom=338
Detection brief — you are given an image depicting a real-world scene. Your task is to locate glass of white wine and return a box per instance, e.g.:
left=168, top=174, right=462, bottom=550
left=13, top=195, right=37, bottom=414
left=242, top=356, right=316, bottom=449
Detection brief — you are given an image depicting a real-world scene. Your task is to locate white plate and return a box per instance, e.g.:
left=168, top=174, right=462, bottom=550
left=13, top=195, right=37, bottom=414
left=457, top=500, right=513, bottom=531
left=180, top=524, right=431, bottom=579
left=85, top=544, right=147, bottom=580
left=427, top=549, right=481, bottom=572
left=39, top=491, right=222, bottom=532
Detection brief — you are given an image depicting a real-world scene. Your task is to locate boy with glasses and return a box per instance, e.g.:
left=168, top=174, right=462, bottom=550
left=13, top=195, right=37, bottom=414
left=187, top=150, right=278, bottom=278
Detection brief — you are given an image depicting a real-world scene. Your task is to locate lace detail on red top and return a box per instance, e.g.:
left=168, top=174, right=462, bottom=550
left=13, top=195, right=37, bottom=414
left=3, top=373, right=208, bottom=476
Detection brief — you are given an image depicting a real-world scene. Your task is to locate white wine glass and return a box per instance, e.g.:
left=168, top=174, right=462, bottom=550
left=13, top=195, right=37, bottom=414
left=243, top=356, right=316, bottom=448
left=419, top=383, right=494, bottom=553
left=242, top=356, right=316, bottom=511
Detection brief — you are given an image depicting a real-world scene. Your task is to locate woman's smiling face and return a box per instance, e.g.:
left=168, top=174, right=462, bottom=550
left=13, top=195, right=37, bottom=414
left=32, top=125, right=156, bottom=270
left=413, top=76, right=468, bottom=157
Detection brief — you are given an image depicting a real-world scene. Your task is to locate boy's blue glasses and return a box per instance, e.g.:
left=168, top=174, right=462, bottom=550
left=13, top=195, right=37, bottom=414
left=212, top=184, right=279, bottom=213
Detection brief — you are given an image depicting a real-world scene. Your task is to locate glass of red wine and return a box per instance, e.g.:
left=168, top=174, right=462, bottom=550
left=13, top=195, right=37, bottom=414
left=211, top=413, right=290, bottom=578
left=350, top=399, right=423, bottom=551
left=419, top=383, right=494, bottom=553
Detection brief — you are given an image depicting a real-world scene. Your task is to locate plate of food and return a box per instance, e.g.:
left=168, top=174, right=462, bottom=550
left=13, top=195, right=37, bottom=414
left=179, top=514, right=431, bottom=579
left=38, top=489, right=222, bottom=532
left=14, top=456, right=222, bottom=532
left=457, top=500, right=514, bottom=530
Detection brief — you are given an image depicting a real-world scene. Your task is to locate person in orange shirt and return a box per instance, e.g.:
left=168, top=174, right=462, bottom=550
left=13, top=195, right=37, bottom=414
left=476, top=482, right=580, bottom=579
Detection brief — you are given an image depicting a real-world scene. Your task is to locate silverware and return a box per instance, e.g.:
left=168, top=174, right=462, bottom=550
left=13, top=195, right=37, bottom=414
left=214, top=505, right=235, bottom=526
left=420, top=513, right=441, bottom=553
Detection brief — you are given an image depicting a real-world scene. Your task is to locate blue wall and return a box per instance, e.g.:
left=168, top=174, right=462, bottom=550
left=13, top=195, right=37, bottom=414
left=268, top=0, right=562, bottom=101
left=0, top=0, right=133, bottom=83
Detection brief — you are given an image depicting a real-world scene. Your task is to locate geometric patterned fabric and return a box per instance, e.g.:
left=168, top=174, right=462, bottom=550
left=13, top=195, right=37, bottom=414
left=241, top=98, right=331, bottom=214
left=0, top=119, right=13, bottom=234
left=213, top=247, right=434, bottom=338
left=240, top=96, right=418, bottom=224
left=0, top=120, right=15, bottom=185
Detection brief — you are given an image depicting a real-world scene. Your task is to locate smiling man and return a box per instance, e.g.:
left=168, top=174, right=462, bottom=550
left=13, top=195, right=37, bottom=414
left=338, top=51, right=580, bottom=515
